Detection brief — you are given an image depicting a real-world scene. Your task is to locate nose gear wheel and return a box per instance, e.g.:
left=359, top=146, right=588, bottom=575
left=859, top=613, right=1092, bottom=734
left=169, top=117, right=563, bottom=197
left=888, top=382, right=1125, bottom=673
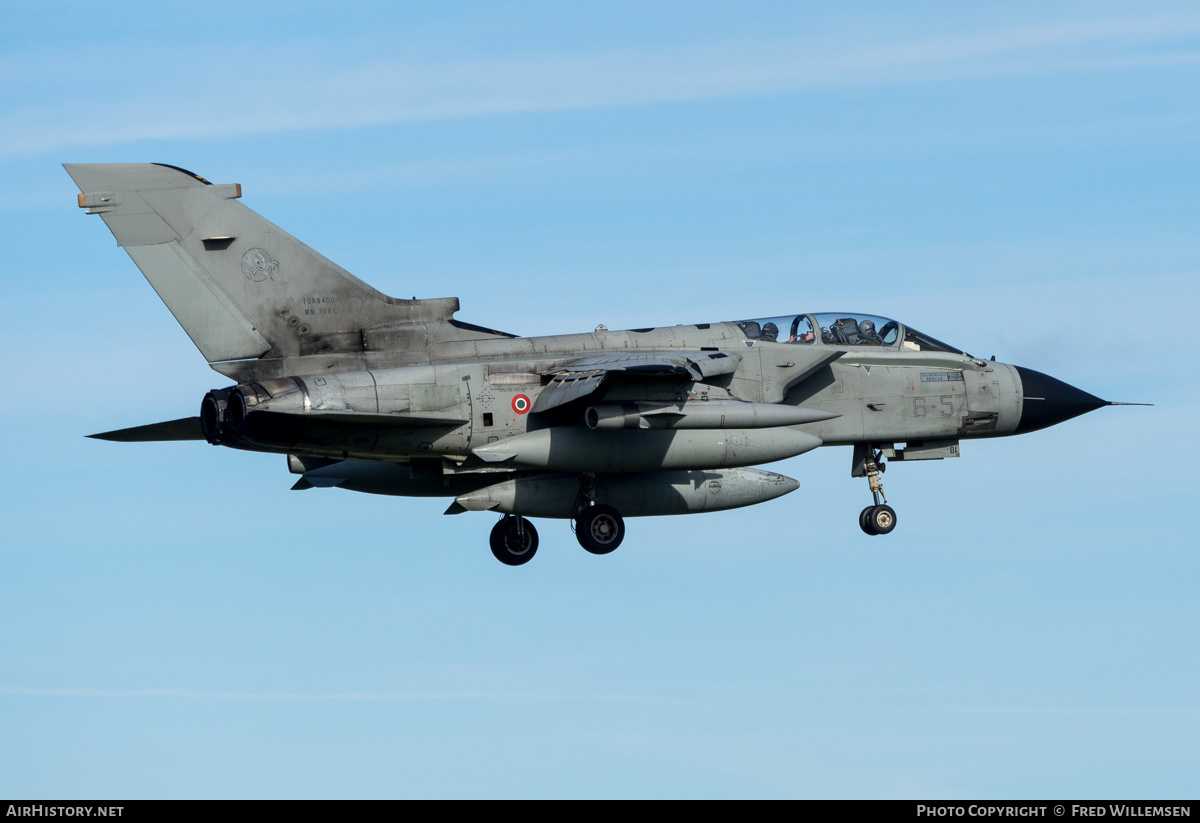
left=859, top=504, right=897, bottom=535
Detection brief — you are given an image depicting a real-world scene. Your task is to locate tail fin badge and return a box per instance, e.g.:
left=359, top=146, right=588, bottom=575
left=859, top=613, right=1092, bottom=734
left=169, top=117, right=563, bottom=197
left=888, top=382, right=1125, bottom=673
left=241, top=248, right=279, bottom=282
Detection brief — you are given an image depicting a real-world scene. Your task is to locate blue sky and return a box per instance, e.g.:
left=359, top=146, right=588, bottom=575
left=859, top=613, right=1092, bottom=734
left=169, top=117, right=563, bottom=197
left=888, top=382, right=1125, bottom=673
left=2, top=1, right=1197, bottom=798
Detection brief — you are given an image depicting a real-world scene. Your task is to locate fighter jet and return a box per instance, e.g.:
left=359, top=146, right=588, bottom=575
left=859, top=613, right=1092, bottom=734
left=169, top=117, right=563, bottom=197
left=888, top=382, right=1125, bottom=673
left=67, top=163, right=1137, bottom=565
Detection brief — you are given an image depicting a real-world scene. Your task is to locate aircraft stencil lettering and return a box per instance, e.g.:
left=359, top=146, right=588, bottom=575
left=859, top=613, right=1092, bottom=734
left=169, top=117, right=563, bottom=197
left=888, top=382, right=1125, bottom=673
left=67, top=163, right=1144, bottom=566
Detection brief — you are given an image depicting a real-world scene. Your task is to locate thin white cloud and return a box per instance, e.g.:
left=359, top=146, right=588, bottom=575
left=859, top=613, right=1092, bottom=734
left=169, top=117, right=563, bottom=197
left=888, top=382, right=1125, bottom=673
left=4, top=687, right=1196, bottom=716
left=0, top=685, right=697, bottom=703
left=3, top=12, right=1198, bottom=158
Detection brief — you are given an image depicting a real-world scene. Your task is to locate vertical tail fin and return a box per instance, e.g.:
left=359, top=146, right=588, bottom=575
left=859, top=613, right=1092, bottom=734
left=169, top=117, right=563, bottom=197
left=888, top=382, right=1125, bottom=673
left=65, top=163, right=457, bottom=363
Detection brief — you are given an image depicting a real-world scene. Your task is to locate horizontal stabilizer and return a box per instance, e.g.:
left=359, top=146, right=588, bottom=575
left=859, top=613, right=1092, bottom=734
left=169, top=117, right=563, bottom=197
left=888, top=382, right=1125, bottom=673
left=301, top=475, right=346, bottom=488
left=88, top=417, right=204, bottom=442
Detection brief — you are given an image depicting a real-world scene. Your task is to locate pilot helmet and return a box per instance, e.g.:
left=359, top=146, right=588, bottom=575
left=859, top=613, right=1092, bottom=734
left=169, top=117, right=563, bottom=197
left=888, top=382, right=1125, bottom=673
left=858, top=319, right=876, bottom=336
left=761, top=322, right=779, bottom=341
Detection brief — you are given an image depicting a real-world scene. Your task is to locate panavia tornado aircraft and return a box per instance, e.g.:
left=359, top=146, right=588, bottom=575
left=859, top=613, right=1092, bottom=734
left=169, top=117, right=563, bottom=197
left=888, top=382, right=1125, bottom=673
left=67, top=163, right=1135, bottom=565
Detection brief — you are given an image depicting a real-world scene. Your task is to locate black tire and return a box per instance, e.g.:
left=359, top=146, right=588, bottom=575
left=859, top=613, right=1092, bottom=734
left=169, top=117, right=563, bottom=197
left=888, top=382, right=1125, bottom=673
left=859, top=506, right=878, bottom=535
left=575, top=504, right=625, bottom=555
left=490, top=517, right=539, bottom=566
left=868, top=504, right=897, bottom=535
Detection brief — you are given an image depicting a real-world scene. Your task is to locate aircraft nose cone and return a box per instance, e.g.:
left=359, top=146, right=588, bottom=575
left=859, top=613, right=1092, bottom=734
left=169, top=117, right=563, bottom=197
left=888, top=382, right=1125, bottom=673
left=1013, top=366, right=1108, bottom=434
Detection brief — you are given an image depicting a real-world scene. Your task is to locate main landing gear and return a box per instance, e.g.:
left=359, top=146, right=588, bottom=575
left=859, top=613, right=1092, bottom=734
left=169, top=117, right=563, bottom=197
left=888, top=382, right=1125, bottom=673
left=574, top=504, right=625, bottom=554
left=490, top=515, right=539, bottom=566
left=488, top=475, right=628, bottom=565
left=854, top=444, right=898, bottom=536
left=572, top=475, right=625, bottom=555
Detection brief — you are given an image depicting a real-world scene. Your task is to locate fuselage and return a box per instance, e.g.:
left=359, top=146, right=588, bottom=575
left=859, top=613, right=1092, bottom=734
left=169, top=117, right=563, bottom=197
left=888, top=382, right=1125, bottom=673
left=209, top=313, right=1085, bottom=471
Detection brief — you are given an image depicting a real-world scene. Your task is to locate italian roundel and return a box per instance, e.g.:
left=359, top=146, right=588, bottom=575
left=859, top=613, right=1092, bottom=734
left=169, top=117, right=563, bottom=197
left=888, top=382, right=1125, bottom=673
left=511, top=394, right=531, bottom=414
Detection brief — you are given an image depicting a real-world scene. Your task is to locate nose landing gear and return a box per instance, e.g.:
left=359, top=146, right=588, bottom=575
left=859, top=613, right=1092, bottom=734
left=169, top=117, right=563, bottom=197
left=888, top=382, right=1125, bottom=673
left=854, top=444, right=898, bottom=536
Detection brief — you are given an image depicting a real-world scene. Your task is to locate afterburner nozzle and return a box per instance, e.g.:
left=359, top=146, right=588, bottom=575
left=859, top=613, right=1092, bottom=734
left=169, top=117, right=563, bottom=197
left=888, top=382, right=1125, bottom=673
left=199, top=388, right=233, bottom=445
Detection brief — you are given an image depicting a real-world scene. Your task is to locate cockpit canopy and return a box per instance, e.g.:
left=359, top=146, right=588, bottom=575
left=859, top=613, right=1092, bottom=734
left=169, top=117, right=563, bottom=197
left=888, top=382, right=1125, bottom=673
left=733, top=312, right=965, bottom=354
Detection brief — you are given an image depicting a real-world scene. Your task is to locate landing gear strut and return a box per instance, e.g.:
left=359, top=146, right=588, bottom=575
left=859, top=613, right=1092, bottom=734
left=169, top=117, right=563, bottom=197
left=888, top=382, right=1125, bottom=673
left=490, top=515, right=539, bottom=565
left=854, top=444, right=897, bottom=536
